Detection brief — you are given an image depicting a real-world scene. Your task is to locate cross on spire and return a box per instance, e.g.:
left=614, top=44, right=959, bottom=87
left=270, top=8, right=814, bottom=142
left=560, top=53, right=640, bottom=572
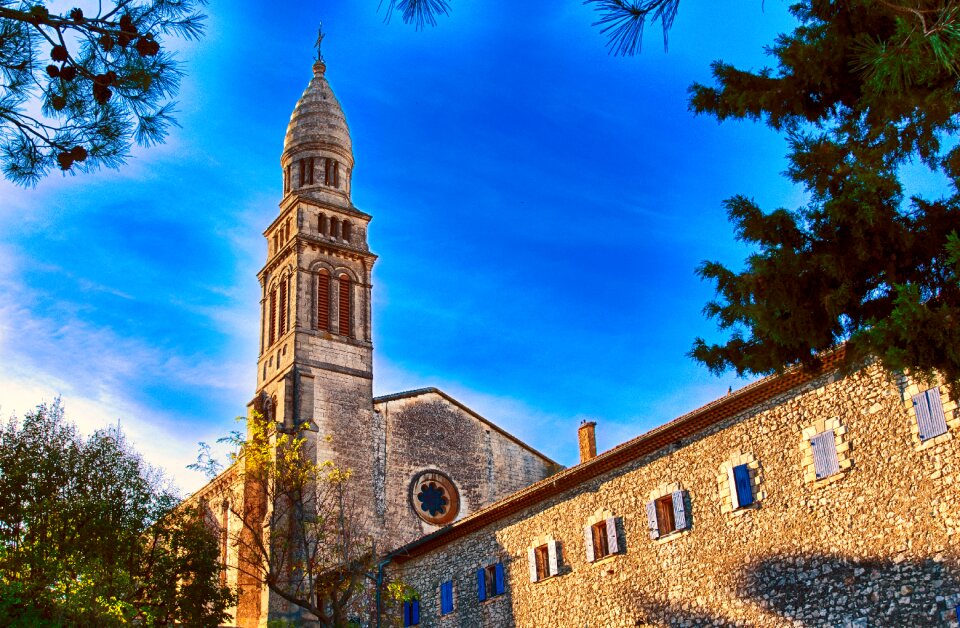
left=315, top=23, right=325, bottom=61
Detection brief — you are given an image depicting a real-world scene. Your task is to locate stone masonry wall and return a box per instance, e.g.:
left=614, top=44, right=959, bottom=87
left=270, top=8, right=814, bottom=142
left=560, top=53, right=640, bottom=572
left=392, top=363, right=960, bottom=627
left=376, top=391, right=559, bottom=551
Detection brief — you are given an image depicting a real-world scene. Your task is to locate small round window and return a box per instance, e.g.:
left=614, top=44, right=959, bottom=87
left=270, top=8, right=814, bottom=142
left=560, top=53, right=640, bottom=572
left=410, top=470, right=460, bottom=526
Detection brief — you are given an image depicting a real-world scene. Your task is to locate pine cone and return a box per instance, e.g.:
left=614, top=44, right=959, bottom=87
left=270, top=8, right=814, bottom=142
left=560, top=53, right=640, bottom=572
left=70, top=8, right=84, bottom=22
left=70, top=146, right=88, bottom=162
left=57, top=152, right=74, bottom=170
left=46, top=64, right=60, bottom=78
left=99, top=34, right=114, bottom=52
left=60, top=66, right=77, bottom=82
left=51, top=96, right=66, bottom=111
left=51, top=46, right=68, bottom=62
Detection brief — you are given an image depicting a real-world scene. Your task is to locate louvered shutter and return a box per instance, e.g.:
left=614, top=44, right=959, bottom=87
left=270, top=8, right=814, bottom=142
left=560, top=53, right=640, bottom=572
left=527, top=547, right=538, bottom=582
left=440, top=581, right=453, bottom=614
left=733, top=464, right=754, bottom=507
left=476, top=568, right=486, bottom=601
left=411, top=599, right=420, bottom=625
left=672, top=490, right=688, bottom=530
left=605, top=517, right=619, bottom=554
left=646, top=501, right=659, bottom=539
left=494, top=562, right=505, bottom=595
left=548, top=540, right=559, bottom=576
left=584, top=525, right=595, bottom=562
left=810, top=430, right=840, bottom=479
left=914, top=388, right=948, bottom=441
left=402, top=601, right=411, bottom=626
left=338, top=274, right=351, bottom=337
left=317, top=271, right=330, bottom=331
left=726, top=465, right=739, bottom=508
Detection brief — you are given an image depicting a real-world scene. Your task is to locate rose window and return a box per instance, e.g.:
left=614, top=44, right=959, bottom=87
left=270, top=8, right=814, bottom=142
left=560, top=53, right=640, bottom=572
left=410, top=471, right=460, bottom=525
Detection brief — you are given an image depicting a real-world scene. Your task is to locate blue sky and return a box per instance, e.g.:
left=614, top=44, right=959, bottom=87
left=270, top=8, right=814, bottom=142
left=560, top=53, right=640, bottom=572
left=0, top=0, right=806, bottom=493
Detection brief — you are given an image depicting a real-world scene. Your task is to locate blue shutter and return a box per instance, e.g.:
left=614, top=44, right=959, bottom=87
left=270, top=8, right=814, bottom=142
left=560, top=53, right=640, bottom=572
left=403, top=601, right=411, bottom=626
left=440, top=581, right=453, bottom=614
left=672, top=490, right=688, bottom=530
left=646, top=500, right=659, bottom=539
left=494, top=562, right=505, bottom=595
left=476, top=567, right=486, bottom=602
left=733, top=464, right=754, bottom=507
left=914, top=388, right=948, bottom=441
left=811, top=430, right=840, bottom=479
left=411, top=599, right=420, bottom=625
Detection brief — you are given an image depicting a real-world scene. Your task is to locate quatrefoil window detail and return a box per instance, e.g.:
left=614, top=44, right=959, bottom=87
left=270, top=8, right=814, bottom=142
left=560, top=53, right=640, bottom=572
left=417, top=482, right=448, bottom=516
left=410, top=471, right=460, bottom=525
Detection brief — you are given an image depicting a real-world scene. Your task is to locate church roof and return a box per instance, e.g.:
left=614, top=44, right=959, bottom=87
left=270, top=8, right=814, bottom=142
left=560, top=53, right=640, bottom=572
left=283, top=59, right=352, bottom=160
left=387, top=347, right=850, bottom=562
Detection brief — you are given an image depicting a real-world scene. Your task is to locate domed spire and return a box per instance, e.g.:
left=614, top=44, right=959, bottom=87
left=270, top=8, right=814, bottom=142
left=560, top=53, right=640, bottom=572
left=280, top=36, right=354, bottom=204
left=282, top=58, right=353, bottom=161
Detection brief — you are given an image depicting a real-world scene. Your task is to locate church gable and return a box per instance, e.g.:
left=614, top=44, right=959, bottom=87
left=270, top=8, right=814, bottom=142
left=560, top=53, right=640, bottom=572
left=373, top=388, right=559, bottom=544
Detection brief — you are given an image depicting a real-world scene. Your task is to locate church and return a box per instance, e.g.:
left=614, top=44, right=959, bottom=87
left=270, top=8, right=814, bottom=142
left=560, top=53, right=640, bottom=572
left=191, top=49, right=960, bottom=627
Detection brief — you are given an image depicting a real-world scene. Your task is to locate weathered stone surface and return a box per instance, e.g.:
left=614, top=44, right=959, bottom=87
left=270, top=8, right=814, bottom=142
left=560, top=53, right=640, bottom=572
left=393, top=363, right=960, bottom=627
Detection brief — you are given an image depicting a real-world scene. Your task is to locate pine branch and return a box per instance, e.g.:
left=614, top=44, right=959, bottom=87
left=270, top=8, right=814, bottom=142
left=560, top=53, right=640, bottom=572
left=379, top=0, right=451, bottom=30
left=584, top=0, right=681, bottom=55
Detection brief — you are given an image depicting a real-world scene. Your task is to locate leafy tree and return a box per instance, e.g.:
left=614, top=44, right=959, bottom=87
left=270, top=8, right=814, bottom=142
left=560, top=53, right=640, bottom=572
left=193, top=408, right=405, bottom=627
left=0, top=0, right=206, bottom=186
left=0, top=400, right=234, bottom=625
left=688, top=1, right=960, bottom=389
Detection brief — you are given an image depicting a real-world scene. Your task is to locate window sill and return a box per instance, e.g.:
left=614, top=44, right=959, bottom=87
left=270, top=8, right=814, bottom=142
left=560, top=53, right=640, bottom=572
left=916, top=430, right=953, bottom=451
left=652, top=528, right=689, bottom=544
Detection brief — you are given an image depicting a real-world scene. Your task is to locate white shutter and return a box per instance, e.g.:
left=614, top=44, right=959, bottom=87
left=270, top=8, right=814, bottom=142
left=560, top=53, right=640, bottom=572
left=547, top=540, right=559, bottom=577
left=672, top=490, right=688, bottom=531
left=605, top=516, right=619, bottom=554
left=584, top=525, right=595, bottom=562
left=527, top=547, right=538, bottom=582
left=646, top=501, right=659, bottom=539
left=727, top=464, right=740, bottom=509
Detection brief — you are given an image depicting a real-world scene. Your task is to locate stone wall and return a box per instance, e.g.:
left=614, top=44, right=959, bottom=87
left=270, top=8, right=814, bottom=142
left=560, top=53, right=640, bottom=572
left=391, top=363, right=960, bottom=627
left=375, top=389, right=560, bottom=550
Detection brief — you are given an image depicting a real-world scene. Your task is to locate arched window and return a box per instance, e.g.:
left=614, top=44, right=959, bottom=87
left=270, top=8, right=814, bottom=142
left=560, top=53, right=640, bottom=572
left=278, top=279, right=288, bottom=336
left=331, top=217, right=341, bottom=240
left=268, top=288, right=277, bottom=345
left=298, top=159, right=305, bottom=187
left=317, top=269, right=330, bottom=331
left=319, top=213, right=327, bottom=236
left=284, top=164, right=291, bottom=193
left=273, top=232, right=279, bottom=253
left=338, top=274, right=351, bottom=337
left=307, top=157, right=315, bottom=184
left=342, top=221, right=352, bottom=243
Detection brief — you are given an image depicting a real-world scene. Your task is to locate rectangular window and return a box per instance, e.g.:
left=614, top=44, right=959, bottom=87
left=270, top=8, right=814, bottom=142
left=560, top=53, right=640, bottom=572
left=298, top=159, right=305, bottom=186
left=729, top=464, right=754, bottom=508
left=307, top=157, right=314, bottom=184
left=647, top=491, right=688, bottom=539
left=655, top=494, right=675, bottom=536
left=478, top=563, right=504, bottom=601
left=440, top=580, right=454, bottom=615
left=534, top=544, right=549, bottom=580
left=810, top=430, right=841, bottom=479
left=402, top=599, right=420, bottom=626
left=325, top=158, right=338, bottom=187
left=914, top=387, right=948, bottom=441
left=592, top=521, right=609, bottom=559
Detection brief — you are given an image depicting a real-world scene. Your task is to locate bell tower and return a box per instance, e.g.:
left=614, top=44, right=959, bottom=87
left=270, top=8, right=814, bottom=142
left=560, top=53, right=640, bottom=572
left=254, top=50, right=377, bottom=496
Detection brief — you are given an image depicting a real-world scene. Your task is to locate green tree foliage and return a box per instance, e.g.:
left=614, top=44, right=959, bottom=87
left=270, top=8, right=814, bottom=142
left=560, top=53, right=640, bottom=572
left=0, top=400, right=234, bottom=625
left=688, top=1, right=960, bottom=388
left=193, top=408, right=406, bottom=626
left=0, top=0, right=206, bottom=186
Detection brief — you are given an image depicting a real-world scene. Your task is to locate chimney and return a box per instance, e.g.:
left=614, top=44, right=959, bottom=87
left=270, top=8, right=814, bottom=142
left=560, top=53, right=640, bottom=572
left=578, top=420, right=597, bottom=463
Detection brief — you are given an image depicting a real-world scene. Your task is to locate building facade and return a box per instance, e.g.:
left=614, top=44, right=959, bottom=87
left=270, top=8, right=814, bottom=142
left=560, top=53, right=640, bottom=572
left=388, top=355, right=960, bottom=626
